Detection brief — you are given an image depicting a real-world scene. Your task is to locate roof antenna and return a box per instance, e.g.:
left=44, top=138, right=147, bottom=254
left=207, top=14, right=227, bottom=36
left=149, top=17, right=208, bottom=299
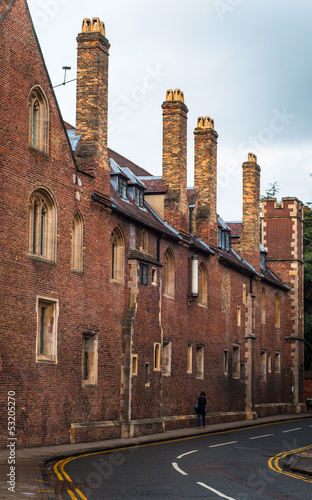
left=53, top=66, right=76, bottom=89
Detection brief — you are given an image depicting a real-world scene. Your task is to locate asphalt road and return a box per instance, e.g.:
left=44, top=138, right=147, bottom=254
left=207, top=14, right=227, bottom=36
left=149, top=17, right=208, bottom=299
left=54, top=418, right=312, bottom=499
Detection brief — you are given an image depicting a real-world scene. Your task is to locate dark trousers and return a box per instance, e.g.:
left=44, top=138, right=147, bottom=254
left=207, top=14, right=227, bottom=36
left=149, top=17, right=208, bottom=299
left=197, top=412, right=205, bottom=427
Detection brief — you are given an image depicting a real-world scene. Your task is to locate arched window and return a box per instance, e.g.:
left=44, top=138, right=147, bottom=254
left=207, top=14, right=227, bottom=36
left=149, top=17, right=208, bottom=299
left=110, top=226, right=125, bottom=284
left=72, top=212, right=83, bottom=272
left=164, top=247, right=175, bottom=297
left=275, top=293, right=281, bottom=328
left=198, top=261, right=208, bottom=306
left=28, top=86, right=49, bottom=154
left=261, top=288, right=266, bottom=324
left=29, top=188, right=57, bottom=262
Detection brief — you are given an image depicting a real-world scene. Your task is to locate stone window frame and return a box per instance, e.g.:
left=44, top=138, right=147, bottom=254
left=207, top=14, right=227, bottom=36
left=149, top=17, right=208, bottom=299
left=28, top=85, right=49, bottom=155
left=141, top=230, right=148, bottom=252
left=187, top=344, right=193, bottom=374
left=154, top=343, right=161, bottom=371
left=237, top=306, right=241, bottom=326
left=275, top=292, right=281, bottom=328
left=260, top=350, right=267, bottom=383
left=82, top=331, right=98, bottom=387
left=139, top=262, right=148, bottom=286
left=29, top=187, right=57, bottom=263
left=151, top=268, right=157, bottom=286
left=275, top=351, right=281, bottom=373
left=267, top=352, right=272, bottom=373
left=232, top=344, right=240, bottom=379
left=224, top=349, right=229, bottom=376
left=145, top=362, right=150, bottom=387
left=132, top=354, right=138, bottom=376
left=198, top=261, right=208, bottom=306
left=261, top=287, right=266, bottom=324
left=36, top=296, right=58, bottom=364
left=110, top=226, right=125, bottom=284
left=71, top=211, right=84, bottom=273
left=195, top=344, right=204, bottom=379
left=164, top=247, right=175, bottom=298
left=162, top=341, right=172, bottom=376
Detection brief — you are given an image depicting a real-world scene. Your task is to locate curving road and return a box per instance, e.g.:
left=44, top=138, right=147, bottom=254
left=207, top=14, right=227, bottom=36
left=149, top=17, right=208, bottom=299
left=53, top=418, right=312, bottom=499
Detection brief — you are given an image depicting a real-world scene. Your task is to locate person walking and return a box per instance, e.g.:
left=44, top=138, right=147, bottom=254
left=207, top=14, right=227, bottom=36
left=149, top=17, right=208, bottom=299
left=196, top=391, right=207, bottom=428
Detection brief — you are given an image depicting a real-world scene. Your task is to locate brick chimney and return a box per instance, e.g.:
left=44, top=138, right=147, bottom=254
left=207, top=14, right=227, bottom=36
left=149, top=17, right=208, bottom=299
left=194, top=116, right=218, bottom=248
left=75, top=18, right=110, bottom=183
left=162, top=89, right=188, bottom=233
left=241, top=153, right=260, bottom=273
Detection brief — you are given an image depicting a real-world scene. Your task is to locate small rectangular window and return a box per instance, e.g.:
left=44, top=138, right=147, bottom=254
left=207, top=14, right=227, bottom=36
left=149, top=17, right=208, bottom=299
left=237, top=306, right=241, bottom=326
left=232, top=345, right=240, bottom=379
left=224, top=350, right=229, bottom=376
left=36, top=298, right=58, bottom=363
left=139, top=263, right=148, bottom=285
left=196, top=345, right=204, bottom=379
left=145, top=362, right=150, bottom=387
left=151, top=268, right=157, bottom=285
left=83, top=332, right=98, bottom=386
left=187, top=344, right=192, bottom=373
left=135, top=188, right=144, bottom=208
left=154, top=343, right=161, bottom=371
left=268, top=353, right=272, bottom=373
left=118, top=177, right=128, bottom=199
left=275, top=351, right=281, bottom=373
left=132, top=355, right=138, bottom=376
left=260, top=350, right=267, bottom=383
left=162, top=341, right=172, bottom=376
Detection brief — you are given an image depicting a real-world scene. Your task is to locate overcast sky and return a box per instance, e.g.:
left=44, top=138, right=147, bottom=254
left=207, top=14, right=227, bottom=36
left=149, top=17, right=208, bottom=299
left=27, top=0, right=312, bottom=220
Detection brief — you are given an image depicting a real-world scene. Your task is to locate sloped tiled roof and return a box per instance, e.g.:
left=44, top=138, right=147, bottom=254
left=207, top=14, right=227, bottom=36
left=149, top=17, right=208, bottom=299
left=140, top=177, right=168, bottom=194
left=108, top=148, right=151, bottom=177
left=226, top=222, right=243, bottom=237
left=218, top=247, right=256, bottom=276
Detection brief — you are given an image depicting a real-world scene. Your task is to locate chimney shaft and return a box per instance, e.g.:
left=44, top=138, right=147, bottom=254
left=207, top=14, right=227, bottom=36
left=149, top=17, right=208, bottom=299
left=162, top=89, right=188, bottom=233
left=241, top=153, right=261, bottom=272
left=76, top=18, right=110, bottom=180
left=194, top=117, right=218, bottom=247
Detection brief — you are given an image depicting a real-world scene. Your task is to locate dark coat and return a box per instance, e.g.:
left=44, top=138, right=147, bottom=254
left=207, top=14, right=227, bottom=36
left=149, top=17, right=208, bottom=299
left=196, top=395, right=206, bottom=414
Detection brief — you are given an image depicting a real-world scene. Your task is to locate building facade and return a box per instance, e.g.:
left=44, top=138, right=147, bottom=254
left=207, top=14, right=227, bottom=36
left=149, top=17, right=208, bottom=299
left=0, top=1, right=305, bottom=447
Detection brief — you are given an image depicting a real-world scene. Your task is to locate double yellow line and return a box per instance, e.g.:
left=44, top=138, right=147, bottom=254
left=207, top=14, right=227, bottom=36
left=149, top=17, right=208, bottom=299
left=268, top=444, right=312, bottom=483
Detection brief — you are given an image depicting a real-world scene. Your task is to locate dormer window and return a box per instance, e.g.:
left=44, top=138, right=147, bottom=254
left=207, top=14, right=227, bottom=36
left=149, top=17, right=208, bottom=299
left=219, top=229, right=231, bottom=251
left=118, top=177, right=128, bottom=199
left=135, top=188, right=144, bottom=208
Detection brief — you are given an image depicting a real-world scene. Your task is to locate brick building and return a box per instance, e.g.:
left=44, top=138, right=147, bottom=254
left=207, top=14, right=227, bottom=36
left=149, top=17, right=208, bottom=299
left=0, top=1, right=305, bottom=447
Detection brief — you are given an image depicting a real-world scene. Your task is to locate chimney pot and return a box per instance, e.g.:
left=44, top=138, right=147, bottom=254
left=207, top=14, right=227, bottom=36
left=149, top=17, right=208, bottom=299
left=81, top=17, right=105, bottom=36
left=248, top=152, right=257, bottom=163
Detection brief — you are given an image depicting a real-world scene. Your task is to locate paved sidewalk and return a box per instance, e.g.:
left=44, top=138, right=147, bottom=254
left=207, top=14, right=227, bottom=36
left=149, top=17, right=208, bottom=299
left=1, top=413, right=311, bottom=499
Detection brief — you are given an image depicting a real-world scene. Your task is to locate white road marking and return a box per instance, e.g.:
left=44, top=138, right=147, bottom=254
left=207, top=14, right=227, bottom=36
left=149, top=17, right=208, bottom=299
left=209, top=441, right=237, bottom=448
left=282, top=427, right=302, bottom=433
left=197, top=482, right=236, bottom=499
left=172, top=462, right=188, bottom=475
left=176, top=450, right=198, bottom=459
left=249, top=434, right=274, bottom=440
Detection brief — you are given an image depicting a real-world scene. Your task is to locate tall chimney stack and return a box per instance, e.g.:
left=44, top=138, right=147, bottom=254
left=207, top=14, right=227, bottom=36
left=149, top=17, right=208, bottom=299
left=75, top=18, right=110, bottom=184
left=162, top=89, right=188, bottom=233
left=241, top=153, right=261, bottom=273
left=194, top=116, right=218, bottom=248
